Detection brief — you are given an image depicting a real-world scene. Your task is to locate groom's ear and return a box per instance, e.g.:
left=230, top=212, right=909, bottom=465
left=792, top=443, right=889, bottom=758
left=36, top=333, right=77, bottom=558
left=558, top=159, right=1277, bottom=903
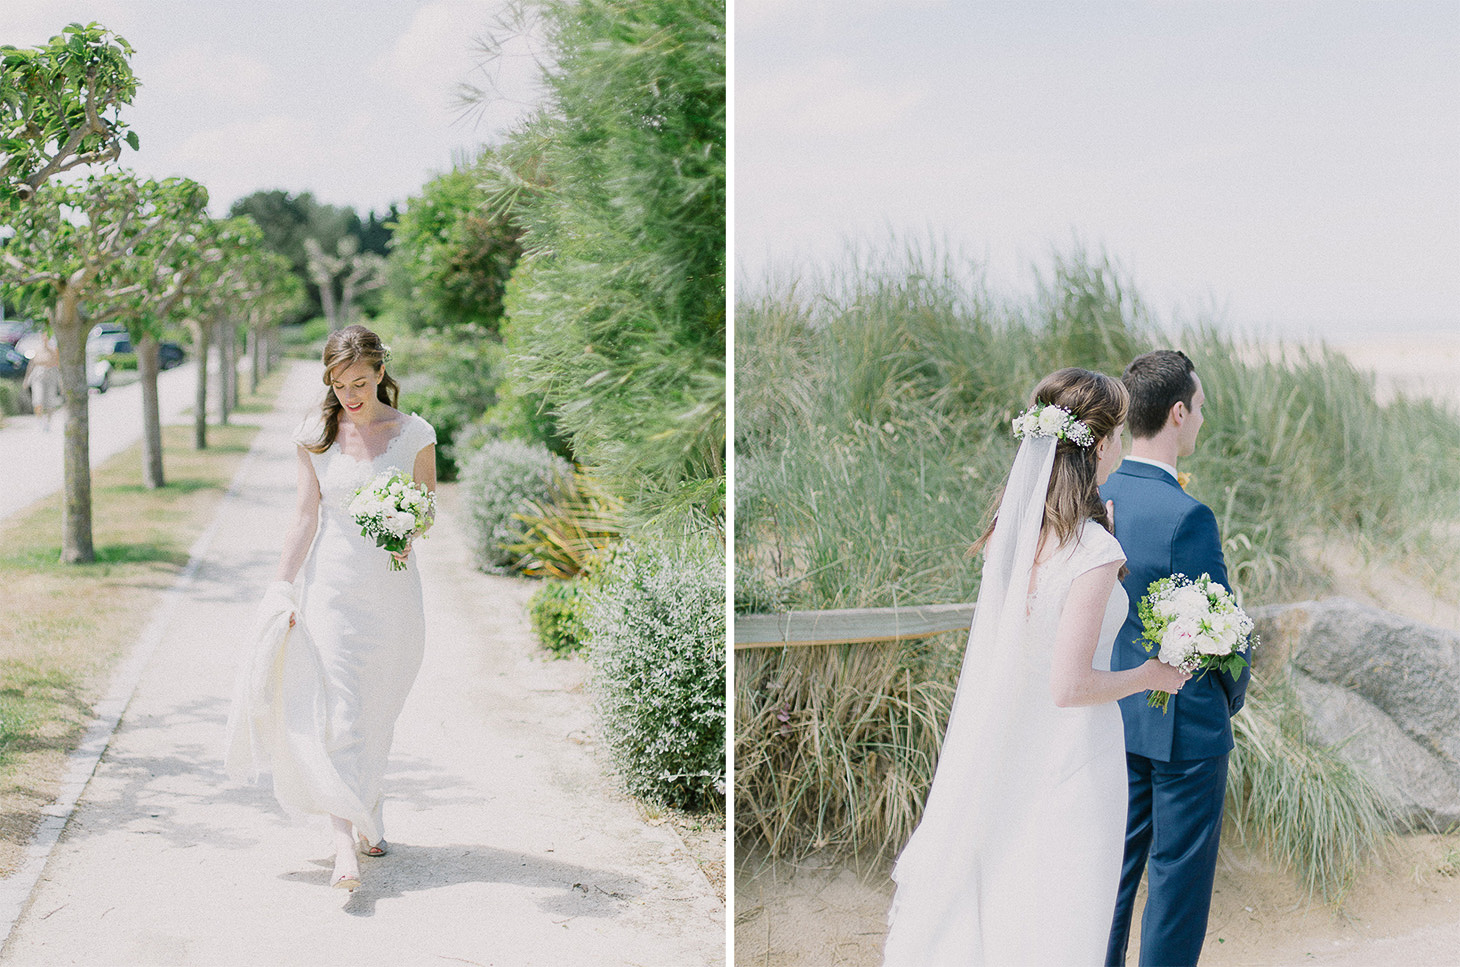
left=1168, top=399, right=1188, bottom=429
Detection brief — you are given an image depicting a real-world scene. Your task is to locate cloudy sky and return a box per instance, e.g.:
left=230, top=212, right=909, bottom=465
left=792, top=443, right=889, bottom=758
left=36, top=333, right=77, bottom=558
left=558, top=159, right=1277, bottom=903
left=2, top=1, right=543, bottom=217
left=736, top=1, right=1460, bottom=338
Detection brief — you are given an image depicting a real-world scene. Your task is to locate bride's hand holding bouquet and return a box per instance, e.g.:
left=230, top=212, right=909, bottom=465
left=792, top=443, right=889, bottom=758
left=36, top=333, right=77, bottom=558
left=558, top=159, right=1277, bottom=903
left=348, top=469, right=436, bottom=571
left=1138, top=573, right=1256, bottom=712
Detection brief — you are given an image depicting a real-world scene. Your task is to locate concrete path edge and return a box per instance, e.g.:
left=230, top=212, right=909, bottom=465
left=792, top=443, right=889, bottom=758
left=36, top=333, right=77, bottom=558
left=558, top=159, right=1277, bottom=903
left=0, top=425, right=268, bottom=948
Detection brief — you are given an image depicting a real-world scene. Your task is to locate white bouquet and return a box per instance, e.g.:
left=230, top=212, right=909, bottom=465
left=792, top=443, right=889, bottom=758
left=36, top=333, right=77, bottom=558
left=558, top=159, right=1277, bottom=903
left=347, top=469, right=436, bottom=572
left=1137, top=573, right=1256, bottom=713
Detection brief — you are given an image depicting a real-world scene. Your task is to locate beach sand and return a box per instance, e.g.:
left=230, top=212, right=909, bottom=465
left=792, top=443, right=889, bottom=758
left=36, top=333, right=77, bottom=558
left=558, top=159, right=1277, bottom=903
left=734, top=831, right=1460, bottom=967
left=734, top=332, right=1460, bottom=966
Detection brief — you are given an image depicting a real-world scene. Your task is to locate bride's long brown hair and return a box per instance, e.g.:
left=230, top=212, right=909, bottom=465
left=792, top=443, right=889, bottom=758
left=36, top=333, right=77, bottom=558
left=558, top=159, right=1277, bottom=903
left=973, top=367, right=1128, bottom=562
left=304, top=324, right=400, bottom=454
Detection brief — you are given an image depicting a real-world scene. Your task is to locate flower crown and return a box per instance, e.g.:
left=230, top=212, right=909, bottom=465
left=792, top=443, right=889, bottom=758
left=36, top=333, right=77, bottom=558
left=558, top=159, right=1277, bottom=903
left=1011, top=402, right=1095, bottom=447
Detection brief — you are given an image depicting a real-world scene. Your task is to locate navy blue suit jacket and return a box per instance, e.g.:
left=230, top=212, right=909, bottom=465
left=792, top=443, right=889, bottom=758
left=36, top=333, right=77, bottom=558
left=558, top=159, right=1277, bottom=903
left=1100, top=460, right=1250, bottom=762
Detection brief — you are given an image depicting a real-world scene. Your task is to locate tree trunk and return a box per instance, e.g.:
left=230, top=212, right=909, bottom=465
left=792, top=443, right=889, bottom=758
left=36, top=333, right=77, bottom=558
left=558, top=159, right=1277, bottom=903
left=216, top=318, right=231, bottom=426
left=192, top=319, right=209, bottom=450
left=225, top=321, right=239, bottom=413
left=54, top=301, right=95, bottom=563
left=137, top=332, right=164, bottom=489
left=319, top=278, right=338, bottom=330
left=247, top=325, right=260, bottom=395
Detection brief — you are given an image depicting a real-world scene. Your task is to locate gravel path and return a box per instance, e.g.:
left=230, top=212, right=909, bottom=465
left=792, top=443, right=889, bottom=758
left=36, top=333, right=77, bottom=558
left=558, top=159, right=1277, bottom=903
left=0, top=360, right=724, bottom=966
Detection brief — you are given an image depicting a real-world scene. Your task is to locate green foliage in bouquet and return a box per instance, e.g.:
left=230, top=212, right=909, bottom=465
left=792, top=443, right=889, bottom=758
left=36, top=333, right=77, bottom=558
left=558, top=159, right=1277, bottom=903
left=527, top=579, right=590, bottom=657
left=585, top=536, right=725, bottom=810
left=1137, top=573, right=1254, bottom=711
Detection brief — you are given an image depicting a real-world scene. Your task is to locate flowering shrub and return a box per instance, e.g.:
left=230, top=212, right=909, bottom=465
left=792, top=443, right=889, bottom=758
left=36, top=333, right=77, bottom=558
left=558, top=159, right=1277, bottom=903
left=527, top=579, right=590, bottom=657
left=585, top=536, right=725, bottom=810
left=459, top=439, right=572, bottom=572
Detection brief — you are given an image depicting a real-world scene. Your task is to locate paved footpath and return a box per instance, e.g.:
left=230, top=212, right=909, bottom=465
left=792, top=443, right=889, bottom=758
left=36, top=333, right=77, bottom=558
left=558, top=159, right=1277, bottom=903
left=1, top=361, right=199, bottom=525
left=0, top=361, right=724, bottom=966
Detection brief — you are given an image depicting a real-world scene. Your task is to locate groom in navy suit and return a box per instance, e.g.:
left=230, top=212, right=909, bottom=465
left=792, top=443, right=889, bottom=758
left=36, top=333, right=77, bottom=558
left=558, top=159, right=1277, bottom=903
left=1102, top=350, right=1250, bottom=967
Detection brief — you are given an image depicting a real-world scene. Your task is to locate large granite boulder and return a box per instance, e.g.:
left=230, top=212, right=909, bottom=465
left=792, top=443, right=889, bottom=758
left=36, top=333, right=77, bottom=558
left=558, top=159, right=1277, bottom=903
left=1250, top=597, right=1460, bottom=831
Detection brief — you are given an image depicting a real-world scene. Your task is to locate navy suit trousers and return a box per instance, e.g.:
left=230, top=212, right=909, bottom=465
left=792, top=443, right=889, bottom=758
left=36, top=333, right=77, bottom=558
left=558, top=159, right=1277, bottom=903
left=1105, top=752, right=1229, bottom=967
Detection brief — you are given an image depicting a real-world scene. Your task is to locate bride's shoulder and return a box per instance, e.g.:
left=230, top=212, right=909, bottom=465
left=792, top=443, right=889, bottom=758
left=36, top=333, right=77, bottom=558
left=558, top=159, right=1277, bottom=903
left=1077, top=518, right=1125, bottom=564
left=291, top=411, right=324, bottom=449
left=404, top=411, right=438, bottom=447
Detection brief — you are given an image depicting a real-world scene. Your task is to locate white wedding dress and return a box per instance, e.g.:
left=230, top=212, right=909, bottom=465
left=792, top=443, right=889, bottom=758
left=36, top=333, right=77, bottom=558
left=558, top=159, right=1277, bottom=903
left=227, top=411, right=436, bottom=846
left=885, top=459, right=1129, bottom=965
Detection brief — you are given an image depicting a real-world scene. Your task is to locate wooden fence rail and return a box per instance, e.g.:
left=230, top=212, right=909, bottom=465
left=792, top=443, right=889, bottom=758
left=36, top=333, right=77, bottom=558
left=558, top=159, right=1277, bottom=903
left=734, top=602, right=975, bottom=650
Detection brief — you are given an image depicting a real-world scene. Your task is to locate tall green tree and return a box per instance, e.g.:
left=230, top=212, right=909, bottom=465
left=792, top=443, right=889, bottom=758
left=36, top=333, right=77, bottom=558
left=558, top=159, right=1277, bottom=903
left=1, top=173, right=208, bottom=561
left=390, top=163, right=521, bottom=335
left=484, top=0, right=726, bottom=523
left=228, top=189, right=390, bottom=325
left=115, top=194, right=216, bottom=488
left=0, top=22, right=138, bottom=203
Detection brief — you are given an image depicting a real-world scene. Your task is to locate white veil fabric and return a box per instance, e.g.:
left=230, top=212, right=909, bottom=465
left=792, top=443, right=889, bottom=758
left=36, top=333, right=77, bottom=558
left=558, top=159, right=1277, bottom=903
left=883, top=434, right=1059, bottom=965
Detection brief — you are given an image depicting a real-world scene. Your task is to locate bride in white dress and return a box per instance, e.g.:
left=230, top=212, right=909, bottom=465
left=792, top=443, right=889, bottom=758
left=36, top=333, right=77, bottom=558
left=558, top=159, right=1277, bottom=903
left=883, top=368, right=1190, bottom=966
left=228, top=324, right=436, bottom=893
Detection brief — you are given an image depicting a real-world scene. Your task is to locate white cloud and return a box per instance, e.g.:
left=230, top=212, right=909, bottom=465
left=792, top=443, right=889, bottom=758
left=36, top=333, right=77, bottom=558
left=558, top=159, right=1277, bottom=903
left=739, top=57, right=928, bottom=139
left=379, top=0, right=544, bottom=141
left=144, top=46, right=273, bottom=111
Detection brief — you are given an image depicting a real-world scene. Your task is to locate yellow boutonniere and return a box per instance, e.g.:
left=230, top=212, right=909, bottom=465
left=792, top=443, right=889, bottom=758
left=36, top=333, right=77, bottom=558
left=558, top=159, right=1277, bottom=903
left=1176, top=471, right=1191, bottom=491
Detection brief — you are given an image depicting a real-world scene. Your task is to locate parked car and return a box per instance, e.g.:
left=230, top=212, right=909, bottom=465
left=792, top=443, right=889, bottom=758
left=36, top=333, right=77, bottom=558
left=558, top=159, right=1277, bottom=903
left=0, top=321, right=35, bottom=347
left=87, top=330, right=185, bottom=368
left=158, top=341, right=186, bottom=369
left=0, top=345, right=28, bottom=380
left=83, top=331, right=186, bottom=391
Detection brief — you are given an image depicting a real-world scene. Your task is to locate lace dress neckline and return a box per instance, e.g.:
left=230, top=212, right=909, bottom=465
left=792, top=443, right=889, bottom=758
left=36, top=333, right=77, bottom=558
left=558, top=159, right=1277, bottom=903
left=334, top=413, right=413, bottom=464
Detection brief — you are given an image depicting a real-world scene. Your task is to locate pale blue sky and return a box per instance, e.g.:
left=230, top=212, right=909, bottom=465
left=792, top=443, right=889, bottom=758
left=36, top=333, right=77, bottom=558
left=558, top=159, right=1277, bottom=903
left=736, top=1, right=1459, bottom=338
left=2, top=1, right=543, bottom=216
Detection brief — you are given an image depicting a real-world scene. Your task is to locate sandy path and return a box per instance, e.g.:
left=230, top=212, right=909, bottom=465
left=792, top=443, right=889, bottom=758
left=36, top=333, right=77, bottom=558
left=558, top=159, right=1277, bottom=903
left=735, top=832, right=1460, bottom=967
left=0, top=361, right=723, bottom=966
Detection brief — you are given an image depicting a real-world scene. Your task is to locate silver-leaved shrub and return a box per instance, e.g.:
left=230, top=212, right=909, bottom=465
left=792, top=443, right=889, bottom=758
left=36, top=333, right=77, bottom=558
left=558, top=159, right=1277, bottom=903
left=585, top=537, right=725, bottom=810
left=460, top=439, right=571, bottom=572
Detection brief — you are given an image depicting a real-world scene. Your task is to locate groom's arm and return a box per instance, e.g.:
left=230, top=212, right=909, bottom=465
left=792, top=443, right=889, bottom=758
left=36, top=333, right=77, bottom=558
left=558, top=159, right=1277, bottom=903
left=1175, top=502, right=1251, bottom=715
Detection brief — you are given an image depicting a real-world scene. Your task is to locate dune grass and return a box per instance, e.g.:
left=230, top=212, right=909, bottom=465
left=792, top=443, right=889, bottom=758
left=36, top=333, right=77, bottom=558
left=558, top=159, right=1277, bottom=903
left=1226, top=675, right=1391, bottom=904
left=734, top=244, right=1460, bottom=897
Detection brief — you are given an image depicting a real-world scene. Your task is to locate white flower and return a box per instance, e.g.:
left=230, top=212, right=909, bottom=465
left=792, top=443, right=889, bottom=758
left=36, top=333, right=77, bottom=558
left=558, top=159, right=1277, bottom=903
left=1038, top=405, right=1070, bottom=436
left=384, top=510, right=416, bottom=537
left=1170, top=586, right=1210, bottom=620
left=1159, top=616, right=1200, bottom=665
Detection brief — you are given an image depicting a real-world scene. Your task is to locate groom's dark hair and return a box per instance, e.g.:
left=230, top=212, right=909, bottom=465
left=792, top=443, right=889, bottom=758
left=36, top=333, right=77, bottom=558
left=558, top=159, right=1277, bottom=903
left=1123, top=350, right=1197, bottom=439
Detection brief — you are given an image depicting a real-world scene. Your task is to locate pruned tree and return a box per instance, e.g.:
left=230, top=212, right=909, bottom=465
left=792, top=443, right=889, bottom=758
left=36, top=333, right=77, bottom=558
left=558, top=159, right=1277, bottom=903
left=0, top=22, right=139, bottom=204
left=116, top=204, right=223, bottom=487
left=0, top=172, right=209, bottom=561
left=304, top=235, right=385, bottom=330
left=178, top=219, right=258, bottom=448
left=242, top=250, right=302, bottom=393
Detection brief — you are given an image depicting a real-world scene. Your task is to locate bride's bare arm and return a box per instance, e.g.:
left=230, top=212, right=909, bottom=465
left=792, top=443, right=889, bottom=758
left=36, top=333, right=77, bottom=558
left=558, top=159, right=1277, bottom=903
left=275, top=445, right=322, bottom=583
left=412, top=443, right=437, bottom=534
left=1049, top=562, right=1190, bottom=708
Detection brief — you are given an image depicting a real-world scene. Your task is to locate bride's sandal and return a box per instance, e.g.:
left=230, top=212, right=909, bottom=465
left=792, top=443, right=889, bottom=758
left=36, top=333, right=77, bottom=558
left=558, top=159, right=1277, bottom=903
left=332, top=868, right=361, bottom=891
left=356, top=832, right=388, bottom=857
